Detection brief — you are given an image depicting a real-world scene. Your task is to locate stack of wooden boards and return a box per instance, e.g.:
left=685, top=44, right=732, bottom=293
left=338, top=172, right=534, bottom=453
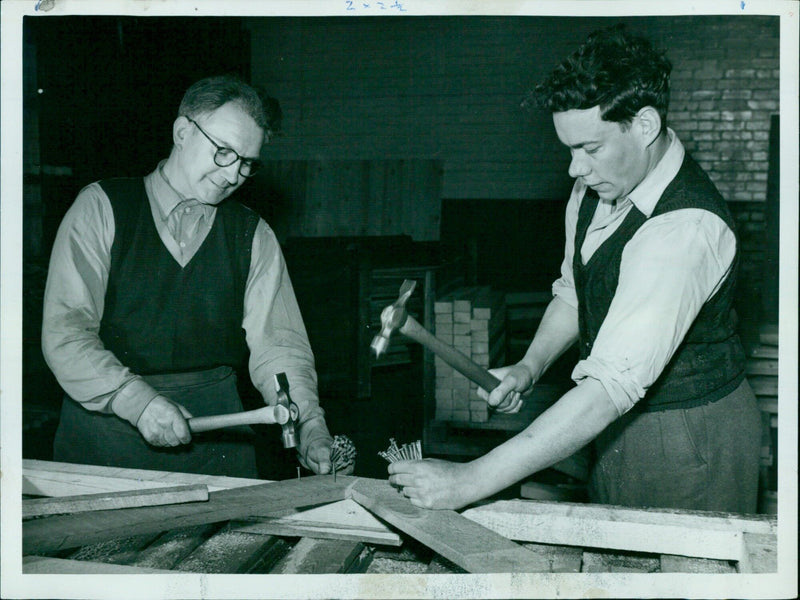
left=20, top=460, right=778, bottom=577
left=433, top=286, right=506, bottom=423
left=747, top=323, right=779, bottom=514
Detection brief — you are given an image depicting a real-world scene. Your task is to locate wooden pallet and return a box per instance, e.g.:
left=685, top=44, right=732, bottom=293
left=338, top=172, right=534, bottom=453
left=19, top=460, right=777, bottom=576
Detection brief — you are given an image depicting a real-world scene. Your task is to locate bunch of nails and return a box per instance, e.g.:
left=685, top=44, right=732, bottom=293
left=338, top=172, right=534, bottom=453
left=330, top=434, right=357, bottom=479
left=378, top=438, right=422, bottom=463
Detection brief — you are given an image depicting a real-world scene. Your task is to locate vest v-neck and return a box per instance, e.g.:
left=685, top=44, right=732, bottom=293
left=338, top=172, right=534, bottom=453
left=576, top=190, right=646, bottom=269
left=154, top=212, right=214, bottom=270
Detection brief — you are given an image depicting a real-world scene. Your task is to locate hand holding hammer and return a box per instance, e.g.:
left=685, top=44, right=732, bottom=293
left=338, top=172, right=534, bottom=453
left=188, top=373, right=300, bottom=449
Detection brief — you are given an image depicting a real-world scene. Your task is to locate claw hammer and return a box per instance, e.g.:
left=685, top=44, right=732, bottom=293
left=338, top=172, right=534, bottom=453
left=187, top=372, right=300, bottom=449
left=371, top=280, right=502, bottom=394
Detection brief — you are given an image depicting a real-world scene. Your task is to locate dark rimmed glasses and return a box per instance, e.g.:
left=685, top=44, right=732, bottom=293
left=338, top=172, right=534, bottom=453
left=186, top=117, right=262, bottom=178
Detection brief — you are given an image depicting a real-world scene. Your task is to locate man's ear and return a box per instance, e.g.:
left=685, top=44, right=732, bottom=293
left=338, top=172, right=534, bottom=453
left=635, top=106, right=662, bottom=147
left=173, top=115, right=191, bottom=148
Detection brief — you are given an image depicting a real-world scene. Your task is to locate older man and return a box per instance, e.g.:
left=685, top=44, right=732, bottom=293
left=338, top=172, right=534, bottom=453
left=43, top=75, right=336, bottom=478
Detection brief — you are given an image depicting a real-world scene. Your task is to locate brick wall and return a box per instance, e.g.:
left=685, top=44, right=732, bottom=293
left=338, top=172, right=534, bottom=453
left=667, top=16, right=780, bottom=204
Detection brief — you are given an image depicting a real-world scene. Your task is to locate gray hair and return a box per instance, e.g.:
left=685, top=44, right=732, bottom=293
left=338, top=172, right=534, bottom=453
left=178, top=75, right=281, bottom=139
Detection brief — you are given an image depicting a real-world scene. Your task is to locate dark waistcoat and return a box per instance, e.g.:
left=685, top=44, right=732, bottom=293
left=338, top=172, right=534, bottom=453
left=573, top=153, right=745, bottom=411
left=98, top=177, right=259, bottom=374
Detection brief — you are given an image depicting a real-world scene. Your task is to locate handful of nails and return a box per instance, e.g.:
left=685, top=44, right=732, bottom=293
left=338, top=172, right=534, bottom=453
left=379, top=438, right=422, bottom=463
left=330, top=435, right=357, bottom=477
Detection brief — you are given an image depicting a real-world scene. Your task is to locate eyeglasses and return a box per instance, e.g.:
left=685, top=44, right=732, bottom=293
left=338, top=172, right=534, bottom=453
left=186, top=117, right=262, bottom=178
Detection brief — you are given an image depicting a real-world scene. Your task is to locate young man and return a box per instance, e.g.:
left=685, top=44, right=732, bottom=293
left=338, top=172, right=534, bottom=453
left=389, top=25, right=761, bottom=513
left=42, top=75, right=337, bottom=478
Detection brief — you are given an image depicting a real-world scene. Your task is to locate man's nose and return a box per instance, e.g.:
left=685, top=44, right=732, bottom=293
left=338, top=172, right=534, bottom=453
left=221, top=161, right=242, bottom=185
left=568, top=151, right=590, bottom=179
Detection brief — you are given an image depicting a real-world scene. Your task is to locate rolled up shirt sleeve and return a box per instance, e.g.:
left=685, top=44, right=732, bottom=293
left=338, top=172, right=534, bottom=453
left=244, top=221, right=331, bottom=452
left=41, top=183, right=160, bottom=426
left=571, top=209, right=737, bottom=416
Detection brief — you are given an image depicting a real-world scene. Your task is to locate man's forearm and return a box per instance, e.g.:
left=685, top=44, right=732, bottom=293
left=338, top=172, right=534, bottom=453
left=520, top=295, right=580, bottom=380
left=467, top=378, right=619, bottom=504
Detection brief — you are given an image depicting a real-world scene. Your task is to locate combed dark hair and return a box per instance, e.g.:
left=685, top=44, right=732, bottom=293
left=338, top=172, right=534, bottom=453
left=530, top=24, right=672, bottom=130
left=178, top=74, right=282, bottom=140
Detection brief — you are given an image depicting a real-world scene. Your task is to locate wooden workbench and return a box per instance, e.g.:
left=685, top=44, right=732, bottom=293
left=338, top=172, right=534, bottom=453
left=20, top=460, right=777, bottom=576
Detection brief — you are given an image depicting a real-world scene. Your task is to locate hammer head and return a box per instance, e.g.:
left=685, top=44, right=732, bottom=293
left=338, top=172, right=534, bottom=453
left=274, top=372, right=299, bottom=449
left=370, top=279, right=417, bottom=358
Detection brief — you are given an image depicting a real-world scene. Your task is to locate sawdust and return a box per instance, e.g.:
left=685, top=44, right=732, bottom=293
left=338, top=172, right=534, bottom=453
left=366, top=556, right=429, bottom=574
left=175, top=530, right=264, bottom=573
left=68, top=534, right=154, bottom=565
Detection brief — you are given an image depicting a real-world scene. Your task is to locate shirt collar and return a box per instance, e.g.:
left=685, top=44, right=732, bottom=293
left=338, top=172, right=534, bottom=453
left=626, top=128, right=685, bottom=218
left=145, top=160, right=216, bottom=222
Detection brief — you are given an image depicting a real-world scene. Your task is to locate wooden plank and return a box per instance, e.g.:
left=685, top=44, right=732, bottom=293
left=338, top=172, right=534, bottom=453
left=758, top=396, right=779, bottom=414
left=233, top=517, right=400, bottom=546
left=24, top=475, right=349, bottom=555
left=747, top=343, right=779, bottom=359
left=462, top=499, right=776, bottom=562
left=749, top=375, right=779, bottom=396
left=745, top=358, right=779, bottom=376
left=271, top=537, right=369, bottom=574
left=347, top=478, right=544, bottom=573
left=23, top=556, right=175, bottom=574
left=234, top=497, right=402, bottom=545
left=23, top=484, right=209, bottom=518
left=739, top=532, right=778, bottom=573
left=23, top=459, right=266, bottom=496
left=759, top=324, right=778, bottom=346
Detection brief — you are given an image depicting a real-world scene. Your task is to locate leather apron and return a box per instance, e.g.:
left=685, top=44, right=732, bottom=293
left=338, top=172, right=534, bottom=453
left=53, top=366, right=258, bottom=478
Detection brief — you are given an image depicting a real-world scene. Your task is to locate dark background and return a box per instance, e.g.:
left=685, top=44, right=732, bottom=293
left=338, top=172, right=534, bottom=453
left=20, top=15, right=780, bottom=483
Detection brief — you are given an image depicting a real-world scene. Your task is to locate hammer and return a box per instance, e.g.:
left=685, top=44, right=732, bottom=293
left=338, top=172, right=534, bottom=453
left=188, top=372, right=300, bottom=449
left=188, top=404, right=291, bottom=434
left=371, top=280, right=501, bottom=394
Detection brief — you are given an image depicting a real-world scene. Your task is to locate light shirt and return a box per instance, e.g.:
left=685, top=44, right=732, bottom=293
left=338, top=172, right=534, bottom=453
left=146, top=163, right=216, bottom=266
left=41, top=164, right=328, bottom=448
left=552, top=130, right=737, bottom=416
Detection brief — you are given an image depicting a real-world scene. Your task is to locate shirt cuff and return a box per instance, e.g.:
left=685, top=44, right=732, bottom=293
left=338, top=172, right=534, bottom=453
left=571, top=356, right=645, bottom=416
left=109, top=378, right=160, bottom=426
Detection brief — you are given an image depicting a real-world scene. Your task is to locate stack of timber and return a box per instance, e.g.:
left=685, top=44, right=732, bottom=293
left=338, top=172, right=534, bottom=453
left=20, top=460, right=777, bottom=576
left=433, top=286, right=506, bottom=423
left=747, top=323, right=779, bottom=514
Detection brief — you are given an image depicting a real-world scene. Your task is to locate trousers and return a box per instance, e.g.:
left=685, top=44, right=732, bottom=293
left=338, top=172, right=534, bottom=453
left=588, top=379, right=761, bottom=513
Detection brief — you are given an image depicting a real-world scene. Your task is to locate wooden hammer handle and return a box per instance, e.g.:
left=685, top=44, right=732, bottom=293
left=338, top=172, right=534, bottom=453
left=188, top=405, right=290, bottom=434
left=400, top=315, right=501, bottom=393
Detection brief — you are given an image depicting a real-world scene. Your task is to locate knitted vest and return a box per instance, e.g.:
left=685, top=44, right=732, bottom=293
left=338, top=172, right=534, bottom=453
left=573, top=154, right=746, bottom=411
left=98, top=177, right=259, bottom=374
